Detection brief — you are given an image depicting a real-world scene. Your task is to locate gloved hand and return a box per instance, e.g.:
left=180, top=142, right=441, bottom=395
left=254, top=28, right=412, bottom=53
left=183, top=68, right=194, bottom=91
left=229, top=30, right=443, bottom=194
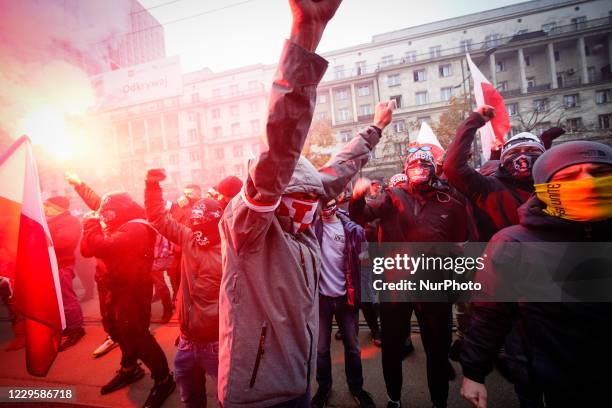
left=146, top=168, right=167, bottom=183
left=540, top=127, right=565, bottom=150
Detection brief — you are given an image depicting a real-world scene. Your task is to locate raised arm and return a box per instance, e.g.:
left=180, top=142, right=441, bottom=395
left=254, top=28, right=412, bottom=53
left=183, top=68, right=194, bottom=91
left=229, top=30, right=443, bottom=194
left=319, top=101, right=394, bottom=200
left=145, top=169, right=191, bottom=246
left=348, top=178, right=387, bottom=225
left=66, top=172, right=102, bottom=211
left=243, top=0, right=341, bottom=205
left=443, top=106, right=498, bottom=202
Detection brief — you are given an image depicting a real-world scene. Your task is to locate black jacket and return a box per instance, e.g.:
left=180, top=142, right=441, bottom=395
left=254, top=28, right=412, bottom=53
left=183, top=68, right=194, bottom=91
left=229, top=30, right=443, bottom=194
left=444, top=113, right=534, bottom=241
left=460, top=197, right=612, bottom=405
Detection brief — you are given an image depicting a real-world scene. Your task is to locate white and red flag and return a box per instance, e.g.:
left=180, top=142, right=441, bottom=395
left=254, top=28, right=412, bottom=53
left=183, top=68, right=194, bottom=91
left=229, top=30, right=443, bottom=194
left=416, top=121, right=445, bottom=163
left=466, top=53, right=511, bottom=160
left=0, top=135, right=65, bottom=376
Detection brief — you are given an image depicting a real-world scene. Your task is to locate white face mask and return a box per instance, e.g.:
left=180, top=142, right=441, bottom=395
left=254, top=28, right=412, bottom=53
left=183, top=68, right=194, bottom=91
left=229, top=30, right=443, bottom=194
left=279, top=196, right=319, bottom=233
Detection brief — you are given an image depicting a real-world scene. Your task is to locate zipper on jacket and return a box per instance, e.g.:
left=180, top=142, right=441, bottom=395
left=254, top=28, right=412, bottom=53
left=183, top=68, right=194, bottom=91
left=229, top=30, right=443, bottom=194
left=299, top=245, right=310, bottom=287
left=305, top=323, right=313, bottom=391
left=249, top=322, right=267, bottom=388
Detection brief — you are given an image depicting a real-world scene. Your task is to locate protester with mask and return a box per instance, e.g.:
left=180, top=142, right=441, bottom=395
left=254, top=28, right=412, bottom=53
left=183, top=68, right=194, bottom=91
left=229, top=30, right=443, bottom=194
left=350, top=145, right=473, bottom=408
left=460, top=140, right=612, bottom=408
left=81, top=191, right=174, bottom=407
left=66, top=172, right=119, bottom=357
left=444, top=105, right=546, bottom=242
left=209, top=175, right=242, bottom=209
left=217, top=1, right=395, bottom=405
left=43, top=196, right=84, bottom=351
left=151, top=233, right=174, bottom=324
left=389, top=173, right=407, bottom=188
left=311, top=198, right=375, bottom=408
left=145, top=168, right=223, bottom=408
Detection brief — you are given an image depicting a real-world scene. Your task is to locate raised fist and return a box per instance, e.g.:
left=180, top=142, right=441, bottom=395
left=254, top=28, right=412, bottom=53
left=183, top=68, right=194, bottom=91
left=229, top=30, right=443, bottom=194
left=289, top=0, right=342, bottom=26
left=373, top=100, right=396, bottom=131
left=146, top=168, right=167, bottom=183
left=476, top=105, right=495, bottom=122
left=65, top=171, right=82, bottom=186
left=352, top=177, right=372, bottom=199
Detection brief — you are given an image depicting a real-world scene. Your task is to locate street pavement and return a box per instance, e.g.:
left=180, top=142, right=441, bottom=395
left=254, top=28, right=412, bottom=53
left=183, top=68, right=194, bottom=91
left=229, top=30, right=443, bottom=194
left=0, top=285, right=519, bottom=408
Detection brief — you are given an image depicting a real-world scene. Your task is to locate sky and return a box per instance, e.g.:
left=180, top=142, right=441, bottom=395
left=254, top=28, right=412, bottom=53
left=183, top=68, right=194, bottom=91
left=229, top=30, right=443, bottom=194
left=141, top=0, right=522, bottom=73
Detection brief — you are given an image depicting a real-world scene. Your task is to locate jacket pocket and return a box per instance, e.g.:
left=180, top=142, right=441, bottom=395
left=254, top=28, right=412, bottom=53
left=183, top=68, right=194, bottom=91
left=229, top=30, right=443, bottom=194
left=249, top=322, right=267, bottom=388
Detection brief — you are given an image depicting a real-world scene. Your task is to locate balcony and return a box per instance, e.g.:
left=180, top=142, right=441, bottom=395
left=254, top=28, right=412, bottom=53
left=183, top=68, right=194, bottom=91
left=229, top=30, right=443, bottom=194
left=500, top=88, right=522, bottom=98
left=527, top=83, right=551, bottom=93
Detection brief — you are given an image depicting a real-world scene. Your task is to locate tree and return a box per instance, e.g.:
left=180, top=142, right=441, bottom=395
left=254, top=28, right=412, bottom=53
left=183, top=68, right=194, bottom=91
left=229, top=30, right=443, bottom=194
left=302, top=118, right=335, bottom=168
left=430, top=94, right=470, bottom=149
left=514, top=99, right=566, bottom=133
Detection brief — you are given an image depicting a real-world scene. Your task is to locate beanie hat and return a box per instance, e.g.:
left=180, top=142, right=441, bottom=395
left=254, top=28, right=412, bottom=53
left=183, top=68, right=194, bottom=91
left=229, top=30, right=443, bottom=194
left=533, top=141, right=612, bottom=184
left=500, top=132, right=545, bottom=163
left=215, top=176, right=242, bottom=199
left=45, top=196, right=70, bottom=211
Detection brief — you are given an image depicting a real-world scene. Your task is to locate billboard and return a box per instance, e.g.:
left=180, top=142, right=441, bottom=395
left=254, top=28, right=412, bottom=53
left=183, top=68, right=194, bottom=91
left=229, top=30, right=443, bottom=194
left=91, top=56, right=182, bottom=111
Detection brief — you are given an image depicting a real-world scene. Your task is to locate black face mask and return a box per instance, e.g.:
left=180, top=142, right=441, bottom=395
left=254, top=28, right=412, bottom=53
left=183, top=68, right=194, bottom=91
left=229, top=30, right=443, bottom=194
left=503, top=152, right=540, bottom=180
left=191, top=220, right=221, bottom=248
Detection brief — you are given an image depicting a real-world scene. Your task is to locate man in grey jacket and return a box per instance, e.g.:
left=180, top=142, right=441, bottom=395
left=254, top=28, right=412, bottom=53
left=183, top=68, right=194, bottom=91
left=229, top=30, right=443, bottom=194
left=217, top=1, right=394, bottom=407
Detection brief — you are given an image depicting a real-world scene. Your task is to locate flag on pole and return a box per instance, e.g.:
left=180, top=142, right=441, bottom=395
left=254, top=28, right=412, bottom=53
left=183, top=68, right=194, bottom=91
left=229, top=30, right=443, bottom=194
left=0, top=135, right=65, bottom=377
left=416, top=121, right=445, bottom=162
left=466, top=53, right=511, bottom=160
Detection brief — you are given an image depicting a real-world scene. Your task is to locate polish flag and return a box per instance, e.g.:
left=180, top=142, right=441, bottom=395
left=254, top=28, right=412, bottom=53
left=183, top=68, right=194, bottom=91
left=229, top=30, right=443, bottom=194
left=0, top=136, right=65, bottom=376
left=466, top=53, right=511, bottom=160
left=416, top=121, right=445, bottom=162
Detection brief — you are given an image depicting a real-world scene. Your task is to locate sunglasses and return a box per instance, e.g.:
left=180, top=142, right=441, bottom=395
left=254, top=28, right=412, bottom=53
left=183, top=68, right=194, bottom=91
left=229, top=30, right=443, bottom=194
left=407, top=145, right=432, bottom=154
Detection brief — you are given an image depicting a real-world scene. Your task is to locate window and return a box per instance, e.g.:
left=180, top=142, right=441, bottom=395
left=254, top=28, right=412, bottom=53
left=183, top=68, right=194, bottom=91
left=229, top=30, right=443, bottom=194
left=564, top=94, right=579, bottom=108
left=334, top=65, right=345, bottom=79
left=506, top=103, right=518, bottom=116
left=217, top=166, right=226, bottom=179
left=212, top=88, right=221, bottom=97
left=542, top=22, right=556, bottom=33
left=188, top=111, right=196, bottom=121
left=336, top=89, right=349, bottom=100
left=317, top=94, right=328, bottom=104
left=250, top=119, right=260, bottom=134
left=596, top=89, right=611, bottom=104
left=392, top=121, right=405, bottom=133
left=390, top=95, right=402, bottom=109
left=534, top=99, right=549, bottom=112
left=495, top=60, right=506, bottom=73
left=527, top=77, right=536, bottom=89
left=233, top=164, right=245, bottom=177
left=316, top=112, right=328, bottom=121
left=355, top=61, right=367, bottom=75
left=439, top=64, right=452, bottom=77
left=191, top=93, right=199, bottom=103
left=587, top=66, right=596, bottom=83
left=440, top=87, right=453, bottom=102
left=416, top=116, right=431, bottom=126
left=211, top=108, right=220, bottom=119
left=566, top=118, right=582, bottom=132
left=188, top=129, right=198, bottom=142
left=485, top=33, right=501, bottom=48
left=413, top=69, right=426, bottom=82
left=169, top=154, right=178, bottom=165
left=460, top=39, right=472, bottom=52
left=571, top=16, right=587, bottom=30
left=338, top=109, right=351, bottom=122
left=415, top=91, right=428, bottom=106
left=339, top=130, right=352, bottom=143
left=230, top=105, right=239, bottom=116
left=599, top=113, right=612, bottom=129
left=190, top=150, right=200, bottom=162
left=249, top=101, right=259, bottom=112
left=554, top=51, right=560, bottom=62
left=357, top=84, right=370, bottom=97
left=498, top=81, right=509, bottom=91
left=213, top=126, right=222, bottom=138
left=524, top=55, right=531, bottom=66
left=381, top=55, right=394, bottom=67
left=233, top=145, right=244, bottom=157
left=358, top=104, right=373, bottom=116
left=387, top=74, right=401, bottom=86
left=405, top=51, right=417, bottom=63
left=229, top=84, right=239, bottom=95
left=231, top=123, right=241, bottom=136
left=152, top=156, right=162, bottom=166
left=215, top=148, right=224, bottom=159
left=429, top=46, right=442, bottom=59
left=251, top=142, right=260, bottom=156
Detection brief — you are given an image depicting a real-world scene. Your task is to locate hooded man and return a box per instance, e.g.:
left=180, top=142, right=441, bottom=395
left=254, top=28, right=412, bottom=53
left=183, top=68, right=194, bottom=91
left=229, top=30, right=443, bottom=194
left=211, top=175, right=243, bottom=209
left=460, top=140, right=612, bottom=408
left=81, top=191, right=174, bottom=408
left=217, top=1, right=394, bottom=406
left=146, top=169, right=223, bottom=408
left=350, top=145, right=475, bottom=408
left=44, top=196, right=84, bottom=351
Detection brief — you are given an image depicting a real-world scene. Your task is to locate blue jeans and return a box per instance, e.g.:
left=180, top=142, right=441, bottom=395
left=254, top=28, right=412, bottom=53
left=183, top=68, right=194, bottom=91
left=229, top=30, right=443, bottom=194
left=174, top=336, right=219, bottom=408
left=316, top=294, right=363, bottom=393
left=59, top=265, right=83, bottom=330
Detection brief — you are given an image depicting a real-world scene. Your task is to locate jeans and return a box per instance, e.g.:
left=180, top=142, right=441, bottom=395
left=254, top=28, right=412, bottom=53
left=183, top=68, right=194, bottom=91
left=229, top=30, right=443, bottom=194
left=59, top=265, right=83, bottom=330
left=152, top=268, right=173, bottom=313
left=381, top=302, right=452, bottom=408
left=316, top=294, right=363, bottom=393
left=174, top=336, right=219, bottom=408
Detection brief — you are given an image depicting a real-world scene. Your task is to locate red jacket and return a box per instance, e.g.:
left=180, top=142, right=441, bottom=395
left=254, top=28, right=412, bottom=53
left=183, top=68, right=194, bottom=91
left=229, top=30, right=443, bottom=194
left=48, top=211, right=81, bottom=269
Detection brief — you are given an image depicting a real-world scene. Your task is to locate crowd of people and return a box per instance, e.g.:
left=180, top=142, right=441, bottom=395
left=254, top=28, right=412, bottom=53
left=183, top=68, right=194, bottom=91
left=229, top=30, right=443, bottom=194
left=3, top=1, right=612, bottom=408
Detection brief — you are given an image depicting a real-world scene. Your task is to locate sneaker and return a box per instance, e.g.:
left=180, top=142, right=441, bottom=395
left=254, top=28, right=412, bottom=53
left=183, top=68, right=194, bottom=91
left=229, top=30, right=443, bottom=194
left=448, top=339, right=461, bottom=362
left=101, top=365, right=145, bottom=395
left=334, top=330, right=342, bottom=341
left=143, top=373, right=176, bottom=408
left=311, top=387, right=330, bottom=408
left=401, top=341, right=415, bottom=359
left=59, top=327, right=85, bottom=351
left=93, top=336, right=119, bottom=358
left=387, top=401, right=401, bottom=408
left=351, top=388, right=375, bottom=408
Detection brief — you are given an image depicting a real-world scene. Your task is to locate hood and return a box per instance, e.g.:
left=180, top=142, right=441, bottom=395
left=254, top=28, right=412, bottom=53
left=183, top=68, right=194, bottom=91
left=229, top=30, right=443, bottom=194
left=283, top=155, right=325, bottom=196
left=99, top=191, right=145, bottom=231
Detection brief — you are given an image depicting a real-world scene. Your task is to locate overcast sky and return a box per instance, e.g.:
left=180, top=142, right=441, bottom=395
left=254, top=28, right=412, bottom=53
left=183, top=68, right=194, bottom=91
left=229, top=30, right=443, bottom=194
left=140, top=0, right=522, bottom=73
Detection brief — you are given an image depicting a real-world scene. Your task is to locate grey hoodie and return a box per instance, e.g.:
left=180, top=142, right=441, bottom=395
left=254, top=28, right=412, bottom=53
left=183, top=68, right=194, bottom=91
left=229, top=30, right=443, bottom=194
left=218, top=40, right=382, bottom=407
